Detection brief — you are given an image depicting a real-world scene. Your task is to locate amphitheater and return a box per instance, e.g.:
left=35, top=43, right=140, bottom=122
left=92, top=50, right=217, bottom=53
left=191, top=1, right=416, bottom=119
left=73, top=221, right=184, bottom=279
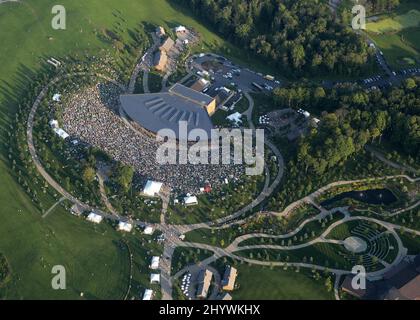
left=60, top=82, right=245, bottom=194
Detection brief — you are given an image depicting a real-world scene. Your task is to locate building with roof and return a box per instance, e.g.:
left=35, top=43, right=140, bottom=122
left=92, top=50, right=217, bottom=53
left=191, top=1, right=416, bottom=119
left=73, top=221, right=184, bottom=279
left=214, top=87, right=235, bottom=107
left=156, top=26, right=166, bottom=38
left=196, top=269, right=213, bottom=299
left=175, top=26, right=187, bottom=33
left=153, top=36, right=174, bottom=71
left=384, top=275, right=420, bottom=300
left=160, top=37, right=174, bottom=53
left=53, top=128, right=69, bottom=140
left=143, top=226, right=154, bottom=235
left=154, top=50, right=168, bottom=72
left=143, top=180, right=163, bottom=197
left=341, top=255, right=420, bottom=300
left=150, top=273, right=160, bottom=284
left=170, top=83, right=216, bottom=115
left=340, top=275, right=376, bottom=299
left=143, top=289, right=153, bottom=300
left=219, top=292, right=232, bottom=300
left=184, top=195, right=198, bottom=206
left=221, top=266, right=238, bottom=291
left=120, top=84, right=216, bottom=141
left=117, top=221, right=133, bottom=232
left=150, top=256, right=160, bottom=270
left=87, top=212, right=103, bottom=224
left=190, top=78, right=210, bottom=92
left=49, top=119, right=59, bottom=128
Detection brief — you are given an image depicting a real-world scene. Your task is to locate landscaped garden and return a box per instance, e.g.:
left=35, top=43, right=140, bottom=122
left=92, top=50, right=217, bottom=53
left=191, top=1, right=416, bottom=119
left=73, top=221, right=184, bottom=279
left=184, top=204, right=321, bottom=248
left=171, top=247, right=214, bottom=276
left=166, top=173, right=266, bottom=225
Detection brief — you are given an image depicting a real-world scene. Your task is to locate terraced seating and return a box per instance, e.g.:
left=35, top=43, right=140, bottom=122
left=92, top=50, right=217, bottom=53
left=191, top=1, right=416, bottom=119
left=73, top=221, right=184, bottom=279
left=338, top=222, right=393, bottom=271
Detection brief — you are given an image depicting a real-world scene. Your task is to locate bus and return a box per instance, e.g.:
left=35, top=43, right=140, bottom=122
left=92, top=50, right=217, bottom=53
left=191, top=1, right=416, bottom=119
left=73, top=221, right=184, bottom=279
left=252, top=82, right=263, bottom=91
left=264, top=75, right=275, bottom=81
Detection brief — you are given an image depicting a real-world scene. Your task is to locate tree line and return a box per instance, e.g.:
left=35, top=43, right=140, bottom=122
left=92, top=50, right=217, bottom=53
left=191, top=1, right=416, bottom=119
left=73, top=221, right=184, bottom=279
left=173, top=0, right=376, bottom=77
left=361, top=0, right=400, bottom=14
left=273, top=78, right=419, bottom=174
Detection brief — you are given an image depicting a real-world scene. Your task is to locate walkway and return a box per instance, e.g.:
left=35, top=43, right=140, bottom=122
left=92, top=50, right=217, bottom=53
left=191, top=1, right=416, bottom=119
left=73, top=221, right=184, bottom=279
left=128, top=32, right=160, bottom=94
left=42, top=196, right=66, bottom=219
left=366, top=145, right=419, bottom=175
left=25, top=38, right=420, bottom=301
left=96, top=164, right=118, bottom=216
left=270, top=174, right=420, bottom=218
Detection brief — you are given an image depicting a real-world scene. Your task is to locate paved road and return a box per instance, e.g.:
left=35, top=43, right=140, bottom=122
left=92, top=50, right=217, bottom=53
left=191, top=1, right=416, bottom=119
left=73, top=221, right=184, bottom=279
left=96, top=164, right=118, bottom=216
left=268, top=174, right=419, bottom=218
left=366, top=145, right=419, bottom=175
left=128, top=33, right=160, bottom=94
left=157, top=89, right=286, bottom=299
left=26, top=36, right=420, bottom=300
left=26, top=72, right=139, bottom=227
left=0, top=0, right=19, bottom=4
left=175, top=211, right=408, bottom=281
left=190, top=53, right=281, bottom=92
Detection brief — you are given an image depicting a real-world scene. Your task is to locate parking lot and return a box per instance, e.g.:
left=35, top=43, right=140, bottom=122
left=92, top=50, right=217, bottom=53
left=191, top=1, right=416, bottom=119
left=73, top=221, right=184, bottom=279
left=189, top=54, right=282, bottom=94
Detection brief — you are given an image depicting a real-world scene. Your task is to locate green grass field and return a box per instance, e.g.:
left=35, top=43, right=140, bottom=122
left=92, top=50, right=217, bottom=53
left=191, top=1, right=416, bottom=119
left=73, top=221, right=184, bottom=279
left=0, top=0, right=258, bottom=299
left=232, top=266, right=334, bottom=300
left=212, top=258, right=334, bottom=300
left=366, top=9, right=420, bottom=33
left=366, top=1, right=420, bottom=68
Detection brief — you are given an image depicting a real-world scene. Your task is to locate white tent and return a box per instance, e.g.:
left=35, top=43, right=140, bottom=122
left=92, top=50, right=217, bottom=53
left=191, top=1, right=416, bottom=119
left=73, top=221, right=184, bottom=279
left=49, top=119, right=59, bottom=128
left=184, top=195, right=198, bottom=206
left=117, top=221, right=133, bottom=232
left=150, top=256, right=160, bottom=270
left=143, top=289, right=153, bottom=300
left=87, top=212, right=103, bottom=224
left=144, top=226, right=154, bottom=235
left=52, top=93, right=61, bottom=102
left=175, top=26, right=187, bottom=33
left=53, top=128, right=69, bottom=139
left=143, top=180, right=163, bottom=197
left=150, top=273, right=160, bottom=284
left=226, top=112, right=242, bottom=124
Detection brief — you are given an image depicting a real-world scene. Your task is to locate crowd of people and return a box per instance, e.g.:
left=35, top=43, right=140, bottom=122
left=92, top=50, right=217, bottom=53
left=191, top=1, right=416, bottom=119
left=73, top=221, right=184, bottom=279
left=61, top=82, right=244, bottom=193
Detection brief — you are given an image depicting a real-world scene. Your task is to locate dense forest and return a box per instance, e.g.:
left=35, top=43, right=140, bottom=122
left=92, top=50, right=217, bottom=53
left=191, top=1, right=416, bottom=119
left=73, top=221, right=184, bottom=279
left=273, top=78, right=420, bottom=174
left=174, top=0, right=376, bottom=77
left=360, top=0, right=400, bottom=14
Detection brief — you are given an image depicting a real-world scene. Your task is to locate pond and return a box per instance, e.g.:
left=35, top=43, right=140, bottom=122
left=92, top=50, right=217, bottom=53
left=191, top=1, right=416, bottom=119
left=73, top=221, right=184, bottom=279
left=321, top=188, right=398, bottom=207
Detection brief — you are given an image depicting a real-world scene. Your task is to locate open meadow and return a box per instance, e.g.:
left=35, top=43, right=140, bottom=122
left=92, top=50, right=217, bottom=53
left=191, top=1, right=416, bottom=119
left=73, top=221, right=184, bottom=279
left=366, top=0, right=420, bottom=68
left=0, top=0, right=236, bottom=299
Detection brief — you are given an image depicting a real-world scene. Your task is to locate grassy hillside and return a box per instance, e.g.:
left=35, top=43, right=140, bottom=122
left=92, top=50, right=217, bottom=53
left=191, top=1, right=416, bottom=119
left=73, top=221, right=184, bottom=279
left=366, top=0, right=420, bottom=68
left=211, top=258, right=334, bottom=300
left=0, top=0, right=234, bottom=299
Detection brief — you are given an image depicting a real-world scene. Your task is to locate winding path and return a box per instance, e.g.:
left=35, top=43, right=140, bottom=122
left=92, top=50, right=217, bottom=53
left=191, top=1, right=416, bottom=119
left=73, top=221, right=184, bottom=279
left=26, top=72, right=128, bottom=223
left=128, top=32, right=160, bottom=94
left=366, top=145, right=419, bottom=175
left=25, top=36, right=420, bottom=301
